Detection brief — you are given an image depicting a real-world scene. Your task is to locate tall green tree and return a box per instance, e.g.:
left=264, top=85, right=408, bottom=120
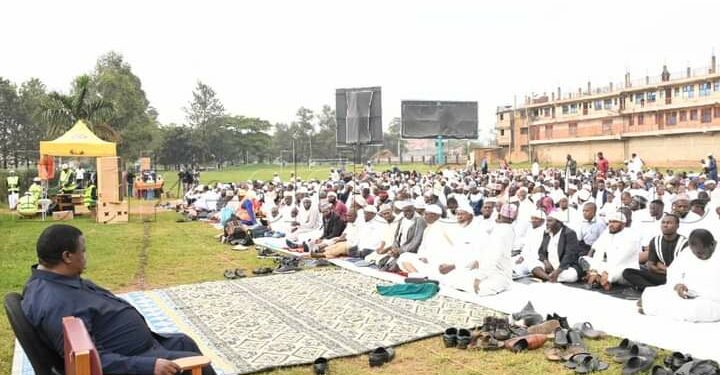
left=184, top=81, right=225, bottom=164
left=91, top=51, right=158, bottom=160
left=42, top=74, right=116, bottom=140
left=18, top=78, right=49, bottom=166
left=0, top=78, right=21, bottom=168
left=156, top=125, right=197, bottom=168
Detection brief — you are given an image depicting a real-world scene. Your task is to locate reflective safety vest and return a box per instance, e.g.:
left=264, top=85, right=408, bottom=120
left=6, top=176, right=19, bottom=194
left=84, top=185, right=97, bottom=208
left=17, top=195, right=37, bottom=217
left=28, top=183, right=43, bottom=202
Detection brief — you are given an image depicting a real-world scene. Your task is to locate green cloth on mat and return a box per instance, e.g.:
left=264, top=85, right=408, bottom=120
left=376, top=283, right=439, bottom=300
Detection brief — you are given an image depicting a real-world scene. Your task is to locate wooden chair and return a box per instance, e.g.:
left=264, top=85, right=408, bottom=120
left=62, top=316, right=211, bottom=375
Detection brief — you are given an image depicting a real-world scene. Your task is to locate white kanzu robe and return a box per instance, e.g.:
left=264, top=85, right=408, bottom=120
left=642, top=246, right=720, bottom=322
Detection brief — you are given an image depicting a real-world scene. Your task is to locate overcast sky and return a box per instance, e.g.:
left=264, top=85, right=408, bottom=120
left=2, top=0, right=719, bottom=134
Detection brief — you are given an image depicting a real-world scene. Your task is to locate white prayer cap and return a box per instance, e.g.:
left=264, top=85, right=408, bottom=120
left=607, top=211, right=627, bottom=223
left=705, top=180, right=717, bottom=185
left=673, top=193, right=690, bottom=202
left=327, top=191, right=337, bottom=197
left=578, top=190, right=591, bottom=201
left=283, top=191, right=294, bottom=197
left=379, top=203, right=392, bottom=213
left=33, top=177, right=41, bottom=182
left=414, top=196, right=426, bottom=209
left=364, top=205, right=377, bottom=214
left=394, top=200, right=409, bottom=210
left=456, top=201, right=473, bottom=214
left=530, top=209, right=545, bottom=220
left=708, top=153, right=713, bottom=157
left=549, top=211, right=566, bottom=221
left=425, top=204, right=442, bottom=215
left=353, top=195, right=367, bottom=207
left=509, top=196, right=519, bottom=203
left=468, top=181, right=477, bottom=188
left=485, top=197, right=498, bottom=203
left=568, top=184, right=578, bottom=191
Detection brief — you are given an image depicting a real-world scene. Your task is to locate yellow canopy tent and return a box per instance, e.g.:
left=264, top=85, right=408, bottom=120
left=39, top=120, right=116, bottom=157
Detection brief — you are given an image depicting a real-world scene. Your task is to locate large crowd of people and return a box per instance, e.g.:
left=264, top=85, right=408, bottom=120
left=179, top=152, right=720, bottom=323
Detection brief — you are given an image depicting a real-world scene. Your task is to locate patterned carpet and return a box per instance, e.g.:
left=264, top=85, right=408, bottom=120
left=13, top=268, right=495, bottom=375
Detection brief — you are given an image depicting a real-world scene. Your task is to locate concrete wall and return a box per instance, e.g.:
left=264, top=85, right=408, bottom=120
left=532, top=132, right=720, bottom=167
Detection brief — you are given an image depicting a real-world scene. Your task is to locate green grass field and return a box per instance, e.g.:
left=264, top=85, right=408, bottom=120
left=0, top=163, right=673, bottom=374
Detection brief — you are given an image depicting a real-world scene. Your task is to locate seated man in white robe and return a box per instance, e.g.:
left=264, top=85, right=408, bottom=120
left=512, top=209, right=546, bottom=278
left=432, top=202, right=481, bottom=280
left=286, top=197, right=322, bottom=243
left=641, top=229, right=720, bottom=322
left=442, top=204, right=516, bottom=296
left=398, top=204, right=451, bottom=278
left=474, top=198, right=497, bottom=234
left=554, top=196, right=580, bottom=231
left=673, top=194, right=702, bottom=237
left=581, top=211, right=641, bottom=290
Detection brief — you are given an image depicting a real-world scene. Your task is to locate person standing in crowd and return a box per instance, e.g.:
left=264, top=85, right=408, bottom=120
left=596, top=152, right=609, bottom=179
left=565, top=154, right=577, bottom=193
left=707, top=153, right=718, bottom=182
left=6, top=170, right=19, bottom=210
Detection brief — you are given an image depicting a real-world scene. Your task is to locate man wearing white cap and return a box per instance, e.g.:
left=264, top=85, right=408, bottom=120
left=512, top=210, right=546, bottom=278
left=474, top=198, right=497, bottom=234
left=398, top=204, right=452, bottom=278
left=531, top=211, right=582, bottom=283
left=672, top=194, right=702, bottom=237
left=355, top=205, right=386, bottom=257
left=443, top=203, right=515, bottom=296
left=582, top=211, right=641, bottom=290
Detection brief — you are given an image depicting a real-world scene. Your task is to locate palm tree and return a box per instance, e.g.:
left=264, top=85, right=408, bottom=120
left=42, top=74, right=118, bottom=140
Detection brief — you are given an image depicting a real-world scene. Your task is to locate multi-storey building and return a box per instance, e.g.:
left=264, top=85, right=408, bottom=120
left=496, top=54, right=720, bottom=166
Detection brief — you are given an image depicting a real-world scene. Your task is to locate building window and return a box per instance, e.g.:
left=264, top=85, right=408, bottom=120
left=562, top=105, right=569, bottom=114
left=569, top=122, right=577, bottom=136
left=656, top=113, right=664, bottom=126
left=520, top=128, right=528, bottom=134
left=569, top=104, right=578, bottom=114
left=680, top=110, right=687, bottom=121
left=638, top=114, right=644, bottom=125
left=594, top=100, right=602, bottom=110
left=602, top=120, right=612, bottom=134
left=499, top=113, right=504, bottom=121
left=667, top=112, right=677, bottom=125
left=690, top=110, right=698, bottom=121
left=701, top=108, right=712, bottom=123
left=699, top=82, right=712, bottom=97
left=543, top=107, right=550, bottom=117
left=635, top=93, right=644, bottom=103
left=674, top=87, right=680, bottom=97
left=683, top=84, right=695, bottom=98
left=715, top=80, right=720, bottom=92
left=500, top=129, right=505, bottom=136
left=715, top=107, right=720, bottom=118
left=603, top=99, right=612, bottom=109
left=629, top=115, right=634, bottom=126
left=646, top=91, right=656, bottom=102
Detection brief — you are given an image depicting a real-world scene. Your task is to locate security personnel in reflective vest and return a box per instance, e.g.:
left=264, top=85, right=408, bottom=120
left=17, top=192, right=37, bottom=217
left=28, top=177, right=43, bottom=202
left=84, top=180, right=97, bottom=209
left=6, top=170, right=19, bottom=210
left=58, top=164, right=77, bottom=193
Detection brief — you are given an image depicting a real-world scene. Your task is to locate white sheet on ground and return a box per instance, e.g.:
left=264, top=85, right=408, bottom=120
left=328, top=258, right=720, bottom=362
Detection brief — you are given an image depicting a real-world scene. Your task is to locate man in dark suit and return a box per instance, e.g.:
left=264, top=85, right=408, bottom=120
left=592, top=179, right=611, bottom=209
left=22, top=224, right=216, bottom=375
left=531, top=212, right=582, bottom=283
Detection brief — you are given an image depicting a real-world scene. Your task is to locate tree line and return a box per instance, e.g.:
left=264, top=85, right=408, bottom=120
left=0, top=51, right=405, bottom=170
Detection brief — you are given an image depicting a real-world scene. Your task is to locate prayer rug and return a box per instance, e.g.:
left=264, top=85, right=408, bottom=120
left=12, top=269, right=493, bottom=375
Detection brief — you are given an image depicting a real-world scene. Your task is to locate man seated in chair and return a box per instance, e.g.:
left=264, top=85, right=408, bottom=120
left=22, top=224, right=216, bottom=375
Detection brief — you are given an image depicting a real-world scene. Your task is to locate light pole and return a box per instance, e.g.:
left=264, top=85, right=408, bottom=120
left=292, top=133, right=298, bottom=190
